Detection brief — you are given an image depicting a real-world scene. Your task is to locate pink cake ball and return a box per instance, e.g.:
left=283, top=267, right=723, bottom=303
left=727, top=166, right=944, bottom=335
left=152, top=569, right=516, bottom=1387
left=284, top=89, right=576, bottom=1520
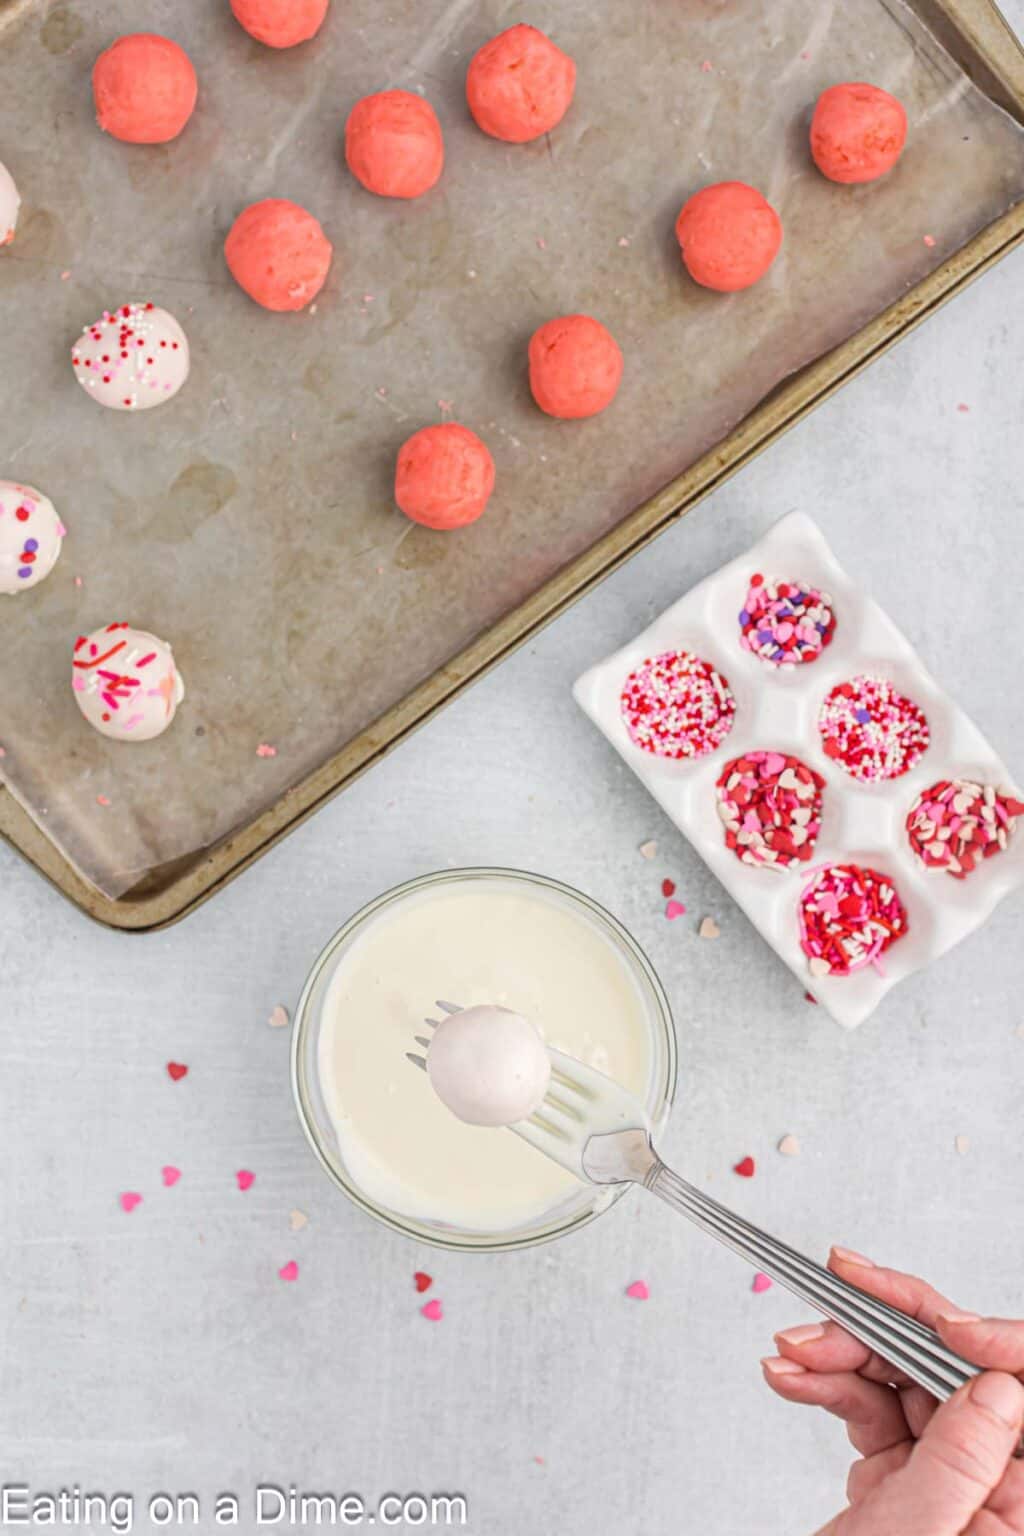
left=675, top=182, right=782, bottom=293
left=224, top=199, right=333, bottom=312
left=345, top=90, right=444, bottom=200
left=395, top=424, right=495, bottom=530
left=466, top=24, right=576, bottom=144
left=93, top=34, right=197, bottom=144
left=528, top=314, right=623, bottom=420
left=810, top=83, right=907, bottom=184
left=229, top=0, right=329, bottom=48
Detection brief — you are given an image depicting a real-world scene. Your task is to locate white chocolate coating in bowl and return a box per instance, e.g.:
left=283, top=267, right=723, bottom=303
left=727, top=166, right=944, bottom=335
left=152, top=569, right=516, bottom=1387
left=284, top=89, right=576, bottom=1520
left=72, top=623, right=185, bottom=741
left=0, top=481, right=64, bottom=594
left=0, top=160, right=19, bottom=246
left=71, top=302, right=189, bottom=411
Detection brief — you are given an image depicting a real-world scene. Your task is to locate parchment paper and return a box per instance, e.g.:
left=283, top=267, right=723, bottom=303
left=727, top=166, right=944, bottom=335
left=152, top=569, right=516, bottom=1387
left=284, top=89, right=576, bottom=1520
left=3, top=0, right=1024, bottom=899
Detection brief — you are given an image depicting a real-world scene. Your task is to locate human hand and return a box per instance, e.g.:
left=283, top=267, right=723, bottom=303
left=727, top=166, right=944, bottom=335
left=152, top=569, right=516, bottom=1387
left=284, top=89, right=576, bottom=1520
left=760, top=1246, right=1024, bottom=1534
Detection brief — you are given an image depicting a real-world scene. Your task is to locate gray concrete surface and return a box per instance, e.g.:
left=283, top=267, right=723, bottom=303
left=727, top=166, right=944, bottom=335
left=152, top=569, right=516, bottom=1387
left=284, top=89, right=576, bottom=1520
left=3, top=24, right=1024, bottom=1536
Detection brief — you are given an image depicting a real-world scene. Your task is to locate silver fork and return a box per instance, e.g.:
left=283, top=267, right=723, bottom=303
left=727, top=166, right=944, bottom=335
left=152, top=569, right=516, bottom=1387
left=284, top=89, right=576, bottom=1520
left=409, top=1002, right=981, bottom=1407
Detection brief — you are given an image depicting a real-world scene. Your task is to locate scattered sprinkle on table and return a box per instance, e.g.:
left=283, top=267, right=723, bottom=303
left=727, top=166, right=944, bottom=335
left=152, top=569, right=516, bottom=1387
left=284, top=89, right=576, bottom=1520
left=617, top=235, right=631, bottom=247
left=799, top=863, right=908, bottom=977
left=621, top=649, right=736, bottom=760
left=777, top=1134, right=801, bottom=1157
left=738, top=574, right=836, bottom=668
left=752, top=1272, right=772, bottom=1293
left=268, top=1004, right=290, bottom=1029
left=698, top=916, right=720, bottom=939
left=256, top=742, right=277, bottom=758
left=421, top=1298, right=443, bottom=1321
left=716, top=751, right=825, bottom=870
left=906, top=779, right=1022, bottom=878
left=639, top=840, right=658, bottom=860
left=954, top=1134, right=970, bottom=1155
left=96, top=794, right=110, bottom=807
left=665, top=899, right=686, bottom=921
left=279, top=1261, right=299, bottom=1283
left=956, top=402, right=970, bottom=413
left=119, top=1191, right=142, bottom=1213
left=166, top=1061, right=189, bottom=1082
left=661, top=878, right=676, bottom=897
left=414, top=1271, right=433, bottom=1293
left=626, top=1280, right=650, bottom=1300
left=734, top=1156, right=755, bottom=1178
left=924, top=234, right=936, bottom=247
left=819, top=675, right=929, bottom=783
left=289, top=1209, right=308, bottom=1231
left=162, top=1165, right=181, bottom=1187
left=236, top=1170, right=255, bottom=1192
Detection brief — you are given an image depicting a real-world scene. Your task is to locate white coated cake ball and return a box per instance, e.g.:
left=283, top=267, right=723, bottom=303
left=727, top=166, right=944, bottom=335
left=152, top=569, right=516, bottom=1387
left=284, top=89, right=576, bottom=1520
left=0, top=160, right=19, bottom=246
left=72, top=623, right=185, bottom=741
left=427, top=1004, right=551, bottom=1127
left=70, top=302, right=189, bottom=411
left=0, top=481, right=64, bottom=595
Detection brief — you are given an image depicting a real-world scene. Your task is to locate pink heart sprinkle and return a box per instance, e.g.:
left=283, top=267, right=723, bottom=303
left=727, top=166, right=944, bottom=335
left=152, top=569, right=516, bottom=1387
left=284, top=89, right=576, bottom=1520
left=236, top=1170, right=255, bottom=1192
left=119, top=1191, right=142, bottom=1213
left=279, top=1261, right=299, bottom=1282
left=752, top=1272, right=773, bottom=1294
left=161, top=1166, right=181, bottom=1187
left=664, top=900, right=686, bottom=921
left=421, top=1299, right=443, bottom=1321
left=256, top=743, right=277, bottom=758
left=626, top=1280, right=650, bottom=1300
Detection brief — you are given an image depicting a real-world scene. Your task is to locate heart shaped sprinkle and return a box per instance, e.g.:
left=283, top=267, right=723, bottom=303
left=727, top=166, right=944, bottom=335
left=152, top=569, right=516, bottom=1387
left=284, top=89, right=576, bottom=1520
left=661, top=878, right=676, bottom=898
left=278, top=1260, right=299, bottom=1282
left=119, top=1191, right=142, bottom=1213
left=734, top=1156, right=755, bottom=1178
left=268, top=1005, right=290, bottom=1029
left=665, top=899, right=686, bottom=921
left=289, top=1209, right=308, bottom=1232
left=236, top=1170, right=255, bottom=1192
left=638, top=840, right=658, bottom=860
left=166, top=1061, right=188, bottom=1082
left=414, top=1271, right=433, bottom=1293
left=752, top=1272, right=773, bottom=1293
left=421, top=1299, right=443, bottom=1321
left=626, top=1280, right=650, bottom=1300
left=161, top=1165, right=181, bottom=1187
left=698, top=916, right=720, bottom=940
left=777, top=1134, right=801, bottom=1157
left=955, top=1135, right=970, bottom=1155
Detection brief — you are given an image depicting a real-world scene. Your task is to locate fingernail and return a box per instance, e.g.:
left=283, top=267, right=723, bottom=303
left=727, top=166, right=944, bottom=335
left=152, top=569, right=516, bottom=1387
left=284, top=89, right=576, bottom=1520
left=938, top=1309, right=981, bottom=1326
left=970, top=1372, right=1024, bottom=1429
left=775, top=1323, right=826, bottom=1347
left=761, top=1356, right=807, bottom=1377
left=831, top=1246, right=875, bottom=1268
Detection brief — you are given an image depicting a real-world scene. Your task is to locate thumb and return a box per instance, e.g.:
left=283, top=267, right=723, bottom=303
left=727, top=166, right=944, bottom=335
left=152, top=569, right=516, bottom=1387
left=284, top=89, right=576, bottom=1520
left=851, top=1372, right=1024, bottom=1535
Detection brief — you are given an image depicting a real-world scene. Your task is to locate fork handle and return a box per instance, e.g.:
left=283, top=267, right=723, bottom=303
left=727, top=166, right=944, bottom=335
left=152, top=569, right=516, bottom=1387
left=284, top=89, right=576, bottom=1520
left=645, top=1159, right=977, bottom=1403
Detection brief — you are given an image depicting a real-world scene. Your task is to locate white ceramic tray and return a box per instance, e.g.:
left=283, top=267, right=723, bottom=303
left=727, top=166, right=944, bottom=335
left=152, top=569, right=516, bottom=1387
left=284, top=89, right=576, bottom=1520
left=573, top=512, right=1024, bottom=1028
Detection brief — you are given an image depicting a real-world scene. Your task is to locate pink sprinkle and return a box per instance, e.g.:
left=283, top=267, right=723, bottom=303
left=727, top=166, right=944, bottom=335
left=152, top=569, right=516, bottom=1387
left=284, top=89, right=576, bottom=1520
left=60, top=269, right=71, bottom=281
left=437, top=398, right=454, bottom=414
left=421, top=1298, right=444, bottom=1321
left=701, top=59, right=713, bottom=72
left=256, top=743, right=277, bottom=758
left=752, top=1272, right=773, bottom=1293
left=536, top=236, right=547, bottom=250
left=626, top=1280, right=650, bottom=1300
left=279, top=1261, right=299, bottom=1282
left=96, top=794, right=110, bottom=807
left=665, top=899, right=686, bottom=920
left=119, top=1192, right=142, bottom=1213
left=161, top=1165, right=181, bottom=1187
left=74, top=575, right=83, bottom=588
left=533, top=1456, right=545, bottom=1466
left=236, top=1170, right=255, bottom=1192
left=800, top=50, right=810, bottom=59
left=956, top=403, right=970, bottom=413
left=617, top=235, right=631, bottom=247
left=924, top=234, right=936, bottom=247
left=0, top=746, right=6, bottom=757
left=375, top=386, right=389, bottom=399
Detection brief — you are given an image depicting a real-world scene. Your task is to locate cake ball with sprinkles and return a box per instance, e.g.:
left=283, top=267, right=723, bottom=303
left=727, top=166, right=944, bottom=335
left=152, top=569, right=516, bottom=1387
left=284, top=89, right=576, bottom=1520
left=71, top=302, right=189, bottom=411
left=621, top=649, right=735, bottom=760
left=738, top=573, right=836, bottom=668
left=0, top=481, right=64, bottom=595
left=818, top=675, right=929, bottom=783
left=799, top=863, right=908, bottom=978
left=72, top=623, right=185, bottom=742
left=716, top=750, right=825, bottom=870
left=906, top=778, right=1024, bottom=879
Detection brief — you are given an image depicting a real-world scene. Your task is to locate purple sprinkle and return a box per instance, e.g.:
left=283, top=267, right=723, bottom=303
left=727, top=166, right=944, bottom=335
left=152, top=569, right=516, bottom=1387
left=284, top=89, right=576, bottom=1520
left=855, top=708, right=872, bottom=724
left=17, top=567, right=31, bottom=579
left=756, top=630, right=773, bottom=644
left=24, top=538, right=38, bottom=552
left=738, top=610, right=750, bottom=626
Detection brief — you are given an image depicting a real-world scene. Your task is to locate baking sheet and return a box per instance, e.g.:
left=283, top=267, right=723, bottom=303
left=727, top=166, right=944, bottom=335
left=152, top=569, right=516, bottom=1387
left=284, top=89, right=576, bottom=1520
left=3, top=0, right=1024, bottom=900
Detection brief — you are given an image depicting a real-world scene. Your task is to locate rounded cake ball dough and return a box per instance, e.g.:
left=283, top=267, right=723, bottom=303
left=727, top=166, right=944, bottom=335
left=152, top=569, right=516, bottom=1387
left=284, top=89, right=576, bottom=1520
left=72, top=623, right=185, bottom=742
left=71, top=302, right=189, bottom=411
left=229, top=0, right=328, bottom=48
left=0, top=482, right=64, bottom=595
left=675, top=182, right=782, bottom=292
left=92, top=34, right=197, bottom=144
left=466, top=24, right=576, bottom=143
left=395, top=424, right=495, bottom=530
left=345, top=90, right=444, bottom=199
left=224, top=199, right=332, bottom=311
left=0, top=160, right=20, bottom=246
left=810, top=83, right=907, bottom=184
left=427, top=1005, right=551, bottom=1127
left=528, top=314, right=623, bottom=420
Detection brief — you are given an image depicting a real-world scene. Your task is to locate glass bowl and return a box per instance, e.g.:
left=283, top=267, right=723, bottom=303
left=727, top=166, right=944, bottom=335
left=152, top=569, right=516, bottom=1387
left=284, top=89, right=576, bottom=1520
left=291, top=867, right=677, bottom=1253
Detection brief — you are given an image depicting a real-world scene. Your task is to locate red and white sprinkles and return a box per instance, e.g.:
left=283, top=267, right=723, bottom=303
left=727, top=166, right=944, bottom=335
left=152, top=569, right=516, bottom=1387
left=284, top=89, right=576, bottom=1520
left=906, top=778, right=1024, bottom=879
left=716, top=750, right=825, bottom=870
left=0, top=480, right=65, bottom=595
left=738, top=573, right=836, bottom=668
left=72, top=622, right=185, bottom=742
left=818, top=675, right=929, bottom=783
left=621, top=649, right=736, bottom=760
left=798, top=863, right=908, bottom=977
left=71, top=301, right=190, bottom=412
